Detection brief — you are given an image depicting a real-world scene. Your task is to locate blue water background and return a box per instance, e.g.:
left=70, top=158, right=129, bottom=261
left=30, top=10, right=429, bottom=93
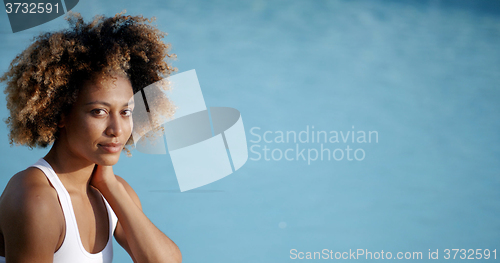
left=0, top=0, right=499, bottom=262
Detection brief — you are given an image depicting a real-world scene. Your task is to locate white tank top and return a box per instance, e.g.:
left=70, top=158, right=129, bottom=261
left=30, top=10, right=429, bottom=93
left=0, top=158, right=118, bottom=263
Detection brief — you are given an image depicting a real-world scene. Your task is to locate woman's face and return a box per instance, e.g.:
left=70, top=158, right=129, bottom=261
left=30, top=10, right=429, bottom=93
left=59, top=74, right=134, bottom=166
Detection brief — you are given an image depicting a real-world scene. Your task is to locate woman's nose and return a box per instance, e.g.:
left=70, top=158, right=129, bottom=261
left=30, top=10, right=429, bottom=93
left=105, top=114, right=123, bottom=137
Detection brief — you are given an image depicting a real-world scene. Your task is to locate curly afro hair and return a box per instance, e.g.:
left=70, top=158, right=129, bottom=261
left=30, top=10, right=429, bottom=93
left=1, top=11, right=176, bottom=149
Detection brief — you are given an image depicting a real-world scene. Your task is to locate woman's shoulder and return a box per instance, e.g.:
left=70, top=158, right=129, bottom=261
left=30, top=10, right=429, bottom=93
left=0, top=167, right=64, bottom=229
left=0, top=168, right=65, bottom=257
left=1, top=167, right=58, bottom=201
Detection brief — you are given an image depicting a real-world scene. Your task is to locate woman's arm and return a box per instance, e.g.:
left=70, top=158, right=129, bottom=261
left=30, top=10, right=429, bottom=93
left=0, top=170, right=64, bottom=263
left=91, top=165, right=182, bottom=263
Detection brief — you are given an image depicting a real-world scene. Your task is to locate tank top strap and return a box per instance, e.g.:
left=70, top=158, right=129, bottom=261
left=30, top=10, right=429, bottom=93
left=30, top=159, right=76, bottom=223
left=33, top=158, right=115, bottom=262
left=32, top=159, right=118, bottom=233
left=102, top=196, right=118, bottom=233
left=30, top=159, right=72, bottom=205
left=29, top=158, right=83, bottom=255
left=1, top=159, right=115, bottom=263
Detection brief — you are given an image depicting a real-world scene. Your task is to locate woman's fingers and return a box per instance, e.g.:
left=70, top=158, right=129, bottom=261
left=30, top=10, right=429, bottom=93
left=91, top=165, right=117, bottom=190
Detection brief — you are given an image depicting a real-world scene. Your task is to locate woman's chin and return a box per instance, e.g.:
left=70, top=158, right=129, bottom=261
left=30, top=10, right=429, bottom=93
left=95, top=154, right=121, bottom=166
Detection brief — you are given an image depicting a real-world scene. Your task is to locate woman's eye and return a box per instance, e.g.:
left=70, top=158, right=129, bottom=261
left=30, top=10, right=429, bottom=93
left=122, top=109, right=133, bottom=117
left=91, top=109, right=107, bottom=116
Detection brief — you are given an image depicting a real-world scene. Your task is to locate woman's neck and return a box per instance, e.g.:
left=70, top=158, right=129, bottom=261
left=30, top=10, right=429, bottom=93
left=44, top=140, right=95, bottom=193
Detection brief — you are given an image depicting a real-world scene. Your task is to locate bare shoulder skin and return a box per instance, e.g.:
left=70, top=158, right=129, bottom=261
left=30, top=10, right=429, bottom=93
left=0, top=167, right=65, bottom=262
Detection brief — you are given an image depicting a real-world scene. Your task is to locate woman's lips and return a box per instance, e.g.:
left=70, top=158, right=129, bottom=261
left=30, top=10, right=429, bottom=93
left=98, top=143, right=123, bottom=153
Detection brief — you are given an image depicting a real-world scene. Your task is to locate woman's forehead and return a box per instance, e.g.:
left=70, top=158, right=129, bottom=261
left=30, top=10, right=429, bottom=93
left=78, top=75, right=134, bottom=104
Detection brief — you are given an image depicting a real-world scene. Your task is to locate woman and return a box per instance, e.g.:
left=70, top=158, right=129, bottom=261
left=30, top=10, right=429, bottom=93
left=0, top=12, right=181, bottom=262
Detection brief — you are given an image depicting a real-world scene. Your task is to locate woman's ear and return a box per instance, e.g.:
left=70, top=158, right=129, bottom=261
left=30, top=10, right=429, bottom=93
left=58, top=114, right=66, bottom=128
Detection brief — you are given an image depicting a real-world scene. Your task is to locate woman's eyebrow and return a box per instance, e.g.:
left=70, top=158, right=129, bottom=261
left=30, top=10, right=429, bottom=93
left=85, top=101, right=134, bottom=107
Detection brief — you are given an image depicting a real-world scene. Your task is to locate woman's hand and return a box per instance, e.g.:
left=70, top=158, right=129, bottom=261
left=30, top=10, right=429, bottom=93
left=90, top=164, right=119, bottom=192
left=91, top=169, right=182, bottom=263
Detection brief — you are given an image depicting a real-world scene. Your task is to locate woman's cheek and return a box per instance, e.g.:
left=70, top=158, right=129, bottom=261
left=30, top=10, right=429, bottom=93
left=126, top=117, right=133, bottom=136
left=87, top=120, right=106, bottom=136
